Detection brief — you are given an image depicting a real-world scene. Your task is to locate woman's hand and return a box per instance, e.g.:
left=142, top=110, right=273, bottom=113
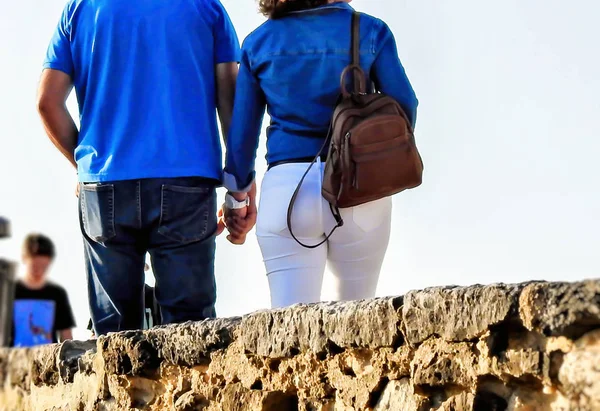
left=223, top=182, right=258, bottom=245
left=225, top=207, right=249, bottom=244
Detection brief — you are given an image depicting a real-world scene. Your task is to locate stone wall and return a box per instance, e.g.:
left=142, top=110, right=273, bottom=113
left=1, top=280, right=599, bottom=411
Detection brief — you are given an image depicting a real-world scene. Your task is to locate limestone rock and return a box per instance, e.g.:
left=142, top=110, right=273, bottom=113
left=98, top=317, right=240, bottom=376
left=149, top=317, right=240, bottom=365
left=0, top=279, right=599, bottom=411
left=57, top=340, right=96, bottom=384
left=402, top=283, right=521, bottom=345
left=219, top=383, right=298, bottom=411
left=438, top=392, right=475, bottom=411
left=240, top=298, right=402, bottom=358
left=506, top=387, right=572, bottom=411
left=373, top=379, right=430, bottom=411
left=558, top=329, right=600, bottom=410
left=520, top=281, right=600, bottom=338
left=410, top=339, right=477, bottom=387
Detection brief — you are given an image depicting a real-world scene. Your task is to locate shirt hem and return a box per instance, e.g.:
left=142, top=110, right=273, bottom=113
left=42, top=62, right=73, bottom=76
left=78, top=168, right=223, bottom=184
left=215, top=56, right=241, bottom=64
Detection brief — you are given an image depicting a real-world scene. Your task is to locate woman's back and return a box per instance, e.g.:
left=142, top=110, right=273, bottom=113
left=223, top=1, right=419, bottom=308
left=238, top=2, right=417, bottom=165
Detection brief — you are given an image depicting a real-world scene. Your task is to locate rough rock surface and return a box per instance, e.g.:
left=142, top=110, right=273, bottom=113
left=1, top=280, right=599, bottom=411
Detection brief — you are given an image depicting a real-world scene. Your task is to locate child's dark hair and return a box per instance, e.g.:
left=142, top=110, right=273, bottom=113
left=23, top=233, right=56, bottom=259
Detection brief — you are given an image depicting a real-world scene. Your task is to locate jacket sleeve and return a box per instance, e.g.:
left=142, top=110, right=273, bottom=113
left=223, top=45, right=266, bottom=192
left=371, top=20, right=418, bottom=128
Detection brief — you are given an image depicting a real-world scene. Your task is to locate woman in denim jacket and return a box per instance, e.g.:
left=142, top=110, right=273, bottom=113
left=223, top=0, right=418, bottom=308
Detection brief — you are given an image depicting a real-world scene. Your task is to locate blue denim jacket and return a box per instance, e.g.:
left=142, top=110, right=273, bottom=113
left=223, top=2, right=418, bottom=192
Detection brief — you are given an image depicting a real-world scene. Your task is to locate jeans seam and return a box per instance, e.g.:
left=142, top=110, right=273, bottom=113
left=159, top=185, right=167, bottom=230
left=136, top=181, right=142, bottom=229
left=80, top=189, right=87, bottom=233
left=107, top=185, right=115, bottom=238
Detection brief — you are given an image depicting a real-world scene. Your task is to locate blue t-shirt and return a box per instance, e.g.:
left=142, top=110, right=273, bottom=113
left=44, top=0, right=240, bottom=182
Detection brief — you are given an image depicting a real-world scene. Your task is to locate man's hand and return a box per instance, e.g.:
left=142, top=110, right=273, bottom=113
left=216, top=207, right=226, bottom=236
left=58, top=329, right=73, bottom=343
left=216, top=197, right=248, bottom=241
left=224, top=207, right=248, bottom=245
left=224, top=182, right=257, bottom=245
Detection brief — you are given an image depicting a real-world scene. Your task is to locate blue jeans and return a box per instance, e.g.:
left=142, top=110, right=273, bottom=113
left=78, top=177, right=218, bottom=336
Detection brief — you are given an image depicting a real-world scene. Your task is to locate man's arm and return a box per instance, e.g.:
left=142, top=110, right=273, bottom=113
left=216, top=62, right=239, bottom=144
left=37, top=69, right=78, bottom=168
left=212, top=0, right=240, bottom=145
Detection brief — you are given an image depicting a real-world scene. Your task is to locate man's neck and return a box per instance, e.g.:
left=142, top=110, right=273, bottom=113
left=21, top=276, right=47, bottom=290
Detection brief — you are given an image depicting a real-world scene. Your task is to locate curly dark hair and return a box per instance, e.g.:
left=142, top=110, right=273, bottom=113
left=258, top=0, right=329, bottom=19
left=22, top=233, right=56, bottom=259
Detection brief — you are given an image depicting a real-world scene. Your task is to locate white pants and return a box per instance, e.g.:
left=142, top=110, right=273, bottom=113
left=256, top=160, right=392, bottom=308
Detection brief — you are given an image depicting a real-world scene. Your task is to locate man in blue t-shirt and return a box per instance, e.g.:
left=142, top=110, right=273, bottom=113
left=37, top=0, right=245, bottom=335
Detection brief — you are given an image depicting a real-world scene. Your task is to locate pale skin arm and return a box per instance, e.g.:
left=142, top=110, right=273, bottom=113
left=58, top=329, right=73, bottom=342
left=37, top=69, right=78, bottom=168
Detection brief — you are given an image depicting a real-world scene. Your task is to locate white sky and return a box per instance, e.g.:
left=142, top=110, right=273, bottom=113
left=0, top=0, right=598, bottom=340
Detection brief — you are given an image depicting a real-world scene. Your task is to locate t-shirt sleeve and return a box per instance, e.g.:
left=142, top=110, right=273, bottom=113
left=54, top=287, right=76, bottom=331
left=212, top=0, right=241, bottom=64
left=43, top=3, right=74, bottom=76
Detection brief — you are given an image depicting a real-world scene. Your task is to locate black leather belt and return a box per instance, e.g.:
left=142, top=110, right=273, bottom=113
left=268, top=154, right=327, bottom=171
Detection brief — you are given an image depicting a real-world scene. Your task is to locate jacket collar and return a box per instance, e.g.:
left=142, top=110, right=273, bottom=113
left=287, top=2, right=354, bottom=15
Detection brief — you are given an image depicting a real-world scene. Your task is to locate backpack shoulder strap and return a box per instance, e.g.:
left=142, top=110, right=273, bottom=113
left=340, top=12, right=366, bottom=97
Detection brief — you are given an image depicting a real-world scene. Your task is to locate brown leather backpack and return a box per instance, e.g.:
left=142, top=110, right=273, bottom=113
left=287, top=11, right=423, bottom=248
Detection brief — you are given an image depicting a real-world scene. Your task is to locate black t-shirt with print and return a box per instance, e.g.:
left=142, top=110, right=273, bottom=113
left=11, top=281, right=76, bottom=347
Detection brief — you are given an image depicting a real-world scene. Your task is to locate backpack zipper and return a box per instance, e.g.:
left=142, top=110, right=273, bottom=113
left=345, top=132, right=359, bottom=190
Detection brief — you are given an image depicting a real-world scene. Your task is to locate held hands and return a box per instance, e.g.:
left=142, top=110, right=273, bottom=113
left=216, top=182, right=257, bottom=245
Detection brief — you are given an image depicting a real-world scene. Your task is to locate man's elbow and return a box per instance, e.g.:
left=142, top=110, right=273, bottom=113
left=36, top=94, right=58, bottom=116
left=215, top=63, right=238, bottom=109
left=216, top=82, right=236, bottom=114
left=217, top=96, right=234, bottom=118
left=37, top=68, right=73, bottom=116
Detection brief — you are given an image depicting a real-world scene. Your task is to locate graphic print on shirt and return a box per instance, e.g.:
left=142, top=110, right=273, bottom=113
left=13, top=300, right=55, bottom=347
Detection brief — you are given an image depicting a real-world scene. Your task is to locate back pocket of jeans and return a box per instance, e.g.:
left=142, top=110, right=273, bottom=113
left=80, top=184, right=116, bottom=243
left=158, top=185, right=215, bottom=244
